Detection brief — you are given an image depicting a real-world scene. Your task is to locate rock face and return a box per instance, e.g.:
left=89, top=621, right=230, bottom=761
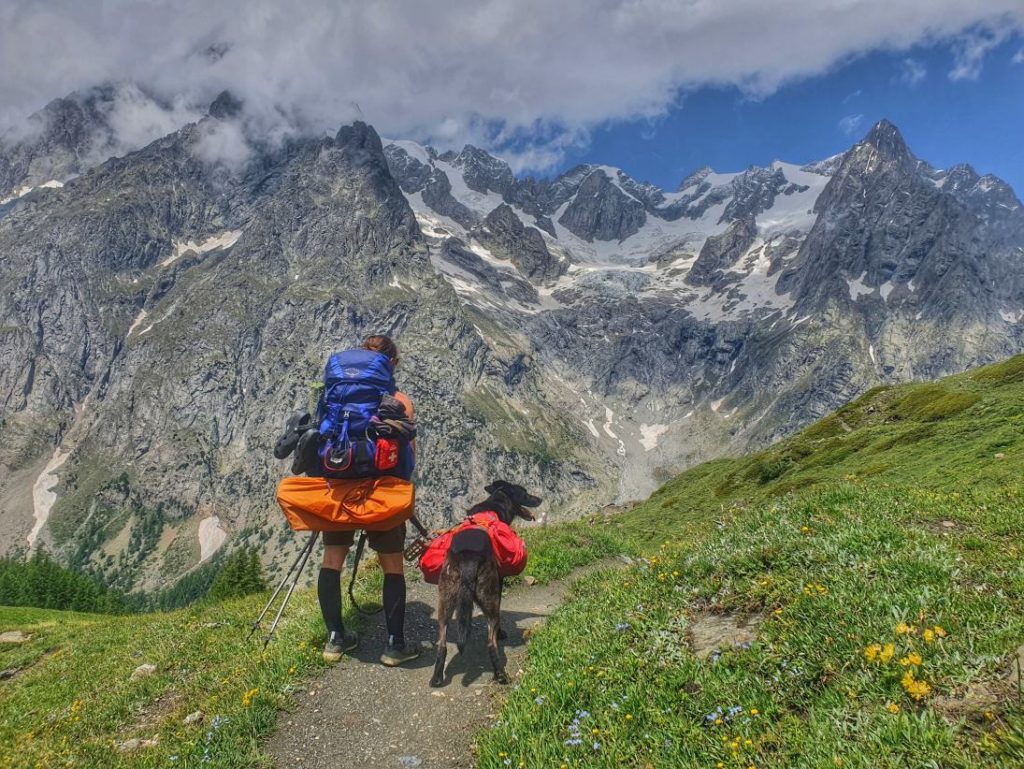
left=0, top=116, right=611, bottom=593
left=557, top=169, right=647, bottom=242
left=687, top=217, right=758, bottom=287
left=470, top=204, right=565, bottom=284
left=2, top=109, right=1023, bottom=595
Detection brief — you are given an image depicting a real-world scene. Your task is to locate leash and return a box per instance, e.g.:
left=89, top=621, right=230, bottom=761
left=402, top=514, right=438, bottom=562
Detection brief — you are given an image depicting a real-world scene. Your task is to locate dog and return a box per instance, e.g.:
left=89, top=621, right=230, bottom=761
left=429, top=480, right=541, bottom=687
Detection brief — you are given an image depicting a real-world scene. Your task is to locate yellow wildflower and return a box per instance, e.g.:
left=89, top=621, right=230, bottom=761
left=625, top=713, right=633, bottom=720
left=886, top=702, right=900, bottom=714
left=899, top=652, right=922, bottom=667
left=900, top=670, right=932, bottom=700
left=922, top=629, right=936, bottom=644
left=895, top=622, right=913, bottom=636
left=864, top=643, right=881, bottom=662
left=750, top=708, right=760, bottom=715
left=932, top=626, right=947, bottom=638
left=879, top=643, right=895, bottom=663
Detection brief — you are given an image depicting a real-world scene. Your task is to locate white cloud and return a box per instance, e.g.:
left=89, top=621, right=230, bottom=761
left=838, top=113, right=865, bottom=136
left=1, top=1, right=1022, bottom=171
left=949, top=27, right=1012, bottom=80
left=1014, top=49, right=1024, bottom=64
left=896, top=58, right=927, bottom=85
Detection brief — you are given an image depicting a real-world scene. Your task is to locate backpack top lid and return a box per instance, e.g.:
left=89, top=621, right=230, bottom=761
left=323, top=348, right=397, bottom=395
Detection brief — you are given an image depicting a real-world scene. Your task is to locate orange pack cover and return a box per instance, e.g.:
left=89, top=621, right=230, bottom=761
left=276, top=475, right=415, bottom=532
left=418, top=511, right=528, bottom=584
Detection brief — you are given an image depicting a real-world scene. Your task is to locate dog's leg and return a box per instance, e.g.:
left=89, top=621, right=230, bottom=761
left=431, top=579, right=456, bottom=688
left=497, top=577, right=508, bottom=641
left=479, top=563, right=509, bottom=684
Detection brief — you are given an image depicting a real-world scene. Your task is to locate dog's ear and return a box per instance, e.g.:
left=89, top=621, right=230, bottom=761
left=485, top=480, right=510, bottom=494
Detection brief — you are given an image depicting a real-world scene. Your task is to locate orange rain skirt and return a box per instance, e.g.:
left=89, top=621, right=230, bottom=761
left=276, top=476, right=415, bottom=532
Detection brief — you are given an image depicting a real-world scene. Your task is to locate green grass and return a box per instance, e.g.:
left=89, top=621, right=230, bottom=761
left=479, top=355, right=1024, bottom=768
left=0, top=561, right=384, bottom=769
left=7, top=354, right=1024, bottom=768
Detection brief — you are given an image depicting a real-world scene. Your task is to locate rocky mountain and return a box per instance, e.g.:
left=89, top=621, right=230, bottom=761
left=2, top=100, right=1022, bottom=593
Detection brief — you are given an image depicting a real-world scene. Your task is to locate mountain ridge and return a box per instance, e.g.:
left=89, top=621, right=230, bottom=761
left=2, top=93, right=1023, bottom=595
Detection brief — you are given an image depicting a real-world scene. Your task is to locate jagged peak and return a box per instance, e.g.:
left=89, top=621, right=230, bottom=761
left=860, top=118, right=912, bottom=161
left=334, top=121, right=384, bottom=154
left=208, top=90, right=243, bottom=120
left=677, top=165, right=714, bottom=192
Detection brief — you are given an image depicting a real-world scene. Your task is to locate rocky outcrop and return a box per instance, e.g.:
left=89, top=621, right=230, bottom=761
left=470, top=204, right=565, bottom=284
left=686, top=216, right=758, bottom=286
left=557, top=169, right=646, bottom=242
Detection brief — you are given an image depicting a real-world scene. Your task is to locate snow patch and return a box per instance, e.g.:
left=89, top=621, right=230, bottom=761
left=162, top=230, right=242, bottom=267
left=602, top=407, right=617, bottom=439
left=710, top=399, right=725, bottom=413
left=582, top=419, right=600, bottom=439
left=869, top=344, right=876, bottom=364
left=28, top=448, right=71, bottom=549
left=848, top=272, right=873, bottom=301
left=879, top=281, right=895, bottom=301
left=639, top=423, right=669, bottom=451
left=0, top=180, right=63, bottom=205
left=198, top=516, right=228, bottom=562
left=999, top=309, right=1024, bottom=323
left=127, top=309, right=149, bottom=336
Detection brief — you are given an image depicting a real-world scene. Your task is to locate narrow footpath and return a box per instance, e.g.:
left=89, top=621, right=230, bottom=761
left=267, top=564, right=611, bottom=769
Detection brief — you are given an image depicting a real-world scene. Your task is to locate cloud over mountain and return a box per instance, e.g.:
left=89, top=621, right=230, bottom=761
left=1, top=0, right=1022, bottom=169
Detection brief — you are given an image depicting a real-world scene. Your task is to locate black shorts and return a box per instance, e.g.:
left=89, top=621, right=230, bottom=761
left=323, top=522, right=407, bottom=554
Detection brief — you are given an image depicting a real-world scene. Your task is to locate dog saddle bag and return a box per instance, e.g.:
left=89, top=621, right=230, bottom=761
left=276, top=475, right=415, bottom=532
left=418, top=511, right=528, bottom=584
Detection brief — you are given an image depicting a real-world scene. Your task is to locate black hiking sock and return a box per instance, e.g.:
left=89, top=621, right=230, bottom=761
left=317, top=567, right=344, bottom=634
left=383, top=573, right=406, bottom=645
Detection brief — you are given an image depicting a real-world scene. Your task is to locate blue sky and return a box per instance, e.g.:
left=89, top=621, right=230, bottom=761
left=566, top=34, right=1024, bottom=194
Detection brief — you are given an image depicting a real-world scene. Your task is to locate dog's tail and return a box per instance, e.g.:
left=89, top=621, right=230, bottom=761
left=454, top=556, right=480, bottom=652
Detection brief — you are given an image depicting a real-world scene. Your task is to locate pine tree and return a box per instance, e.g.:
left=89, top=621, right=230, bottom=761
left=208, top=547, right=266, bottom=601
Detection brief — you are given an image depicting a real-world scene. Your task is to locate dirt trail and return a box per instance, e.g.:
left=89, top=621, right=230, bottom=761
left=267, top=562, right=614, bottom=769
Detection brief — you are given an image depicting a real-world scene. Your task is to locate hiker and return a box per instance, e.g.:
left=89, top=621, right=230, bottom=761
left=315, top=335, right=420, bottom=666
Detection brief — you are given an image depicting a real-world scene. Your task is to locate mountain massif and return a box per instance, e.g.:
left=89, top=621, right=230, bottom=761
left=1, top=86, right=1022, bottom=592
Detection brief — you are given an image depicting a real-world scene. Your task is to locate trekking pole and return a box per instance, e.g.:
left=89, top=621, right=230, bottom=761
left=262, top=531, right=320, bottom=649
left=247, top=531, right=318, bottom=640
left=348, top=531, right=383, bottom=616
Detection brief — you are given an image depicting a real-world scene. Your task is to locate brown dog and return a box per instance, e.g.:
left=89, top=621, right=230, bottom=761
left=429, top=481, right=541, bottom=687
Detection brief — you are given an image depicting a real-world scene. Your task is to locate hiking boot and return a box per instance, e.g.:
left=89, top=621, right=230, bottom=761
left=380, top=636, right=420, bottom=667
left=322, top=630, right=359, bottom=663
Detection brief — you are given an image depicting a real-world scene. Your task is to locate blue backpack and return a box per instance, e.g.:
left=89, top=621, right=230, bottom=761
left=316, top=349, right=411, bottom=480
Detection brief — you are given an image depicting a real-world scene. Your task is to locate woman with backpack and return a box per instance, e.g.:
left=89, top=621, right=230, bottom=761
left=315, top=335, right=420, bottom=666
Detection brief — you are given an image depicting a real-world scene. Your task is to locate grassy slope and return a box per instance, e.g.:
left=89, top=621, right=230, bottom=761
left=481, top=355, right=1024, bottom=767
left=0, top=567, right=385, bottom=769
left=5, top=356, right=1024, bottom=767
